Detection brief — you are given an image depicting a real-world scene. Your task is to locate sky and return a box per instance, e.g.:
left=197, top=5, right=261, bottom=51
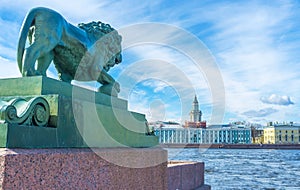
left=0, top=0, right=300, bottom=125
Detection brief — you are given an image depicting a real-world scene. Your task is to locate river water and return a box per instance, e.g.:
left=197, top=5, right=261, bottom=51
left=167, top=148, right=300, bottom=190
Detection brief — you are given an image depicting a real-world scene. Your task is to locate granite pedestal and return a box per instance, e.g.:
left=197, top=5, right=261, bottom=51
left=0, top=148, right=168, bottom=189
left=168, top=161, right=211, bottom=190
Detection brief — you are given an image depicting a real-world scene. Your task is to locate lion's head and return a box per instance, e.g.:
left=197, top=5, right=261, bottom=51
left=78, top=21, right=122, bottom=71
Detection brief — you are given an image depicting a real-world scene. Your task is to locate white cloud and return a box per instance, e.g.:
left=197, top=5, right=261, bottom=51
left=141, top=80, right=168, bottom=93
left=242, top=108, right=278, bottom=118
left=261, top=94, right=294, bottom=106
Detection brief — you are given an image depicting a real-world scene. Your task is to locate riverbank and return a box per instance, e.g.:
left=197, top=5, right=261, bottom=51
left=162, top=143, right=300, bottom=149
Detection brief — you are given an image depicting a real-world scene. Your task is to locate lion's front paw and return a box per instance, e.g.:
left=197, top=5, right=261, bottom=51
left=98, top=82, right=120, bottom=97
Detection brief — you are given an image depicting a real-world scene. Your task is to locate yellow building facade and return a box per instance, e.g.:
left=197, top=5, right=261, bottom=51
left=264, top=125, right=300, bottom=144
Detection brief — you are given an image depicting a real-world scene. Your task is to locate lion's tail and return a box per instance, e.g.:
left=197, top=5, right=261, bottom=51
left=17, top=9, right=37, bottom=73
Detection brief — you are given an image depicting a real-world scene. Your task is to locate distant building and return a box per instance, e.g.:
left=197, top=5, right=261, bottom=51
left=154, top=95, right=252, bottom=144
left=184, top=95, right=206, bottom=128
left=148, top=121, right=182, bottom=129
left=206, top=124, right=251, bottom=144
left=251, top=126, right=264, bottom=144
left=155, top=124, right=251, bottom=144
left=263, top=123, right=300, bottom=144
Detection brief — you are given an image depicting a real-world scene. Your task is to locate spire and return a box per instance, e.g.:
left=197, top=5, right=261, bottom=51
left=190, top=95, right=201, bottom=122
left=193, top=95, right=198, bottom=104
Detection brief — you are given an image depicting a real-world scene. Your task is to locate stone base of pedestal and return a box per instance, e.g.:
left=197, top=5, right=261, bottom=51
left=168, top=161, right=211, bottom=190
left=0, top=148, right=168, bottom=189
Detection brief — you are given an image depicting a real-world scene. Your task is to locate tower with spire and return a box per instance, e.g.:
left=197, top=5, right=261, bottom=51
left=185, top=95, right=206, bottom=128
left=190, top=95, right=202, bottom=122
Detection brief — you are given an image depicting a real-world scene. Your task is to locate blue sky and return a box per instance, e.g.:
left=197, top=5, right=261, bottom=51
left=0, top=0, right=300, bottom=124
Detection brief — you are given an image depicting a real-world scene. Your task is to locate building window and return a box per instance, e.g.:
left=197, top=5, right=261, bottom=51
left=285, top=135, right=288, bottom=141
left=279, top=135, right=281, bottom=141
left=193, top=134, right=197, bottom=143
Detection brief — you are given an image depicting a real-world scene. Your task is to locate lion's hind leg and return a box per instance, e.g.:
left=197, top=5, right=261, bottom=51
left=37, top=51, right=54, bottom=76
left=22, top=43, right=41, bottom=76
left=22, top=38, right=57, bottom=76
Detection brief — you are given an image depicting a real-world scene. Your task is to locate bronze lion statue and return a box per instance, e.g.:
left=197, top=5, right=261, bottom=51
left=17, top=7, right=122, bottom=96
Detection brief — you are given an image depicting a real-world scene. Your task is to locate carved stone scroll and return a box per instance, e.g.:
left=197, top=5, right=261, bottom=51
left=0, top=97, right=50, bottom=127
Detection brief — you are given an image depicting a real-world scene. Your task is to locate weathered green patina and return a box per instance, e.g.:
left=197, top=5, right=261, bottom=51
left=17, top=7, right=122, bottom=96
left=0, top=77, right=158, bottom=148
left=0, top=96, right=50, bottom=127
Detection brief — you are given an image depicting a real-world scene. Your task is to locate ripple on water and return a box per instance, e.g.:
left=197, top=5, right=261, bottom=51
left=167, top=148, right=300, bottom=189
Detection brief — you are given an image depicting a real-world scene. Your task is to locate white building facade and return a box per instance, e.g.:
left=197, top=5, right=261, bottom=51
left=155, top=125, right=252, bottom=144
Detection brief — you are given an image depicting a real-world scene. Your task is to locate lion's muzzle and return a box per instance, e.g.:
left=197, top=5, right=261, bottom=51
left=115, top=53, right=122, bottom=64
